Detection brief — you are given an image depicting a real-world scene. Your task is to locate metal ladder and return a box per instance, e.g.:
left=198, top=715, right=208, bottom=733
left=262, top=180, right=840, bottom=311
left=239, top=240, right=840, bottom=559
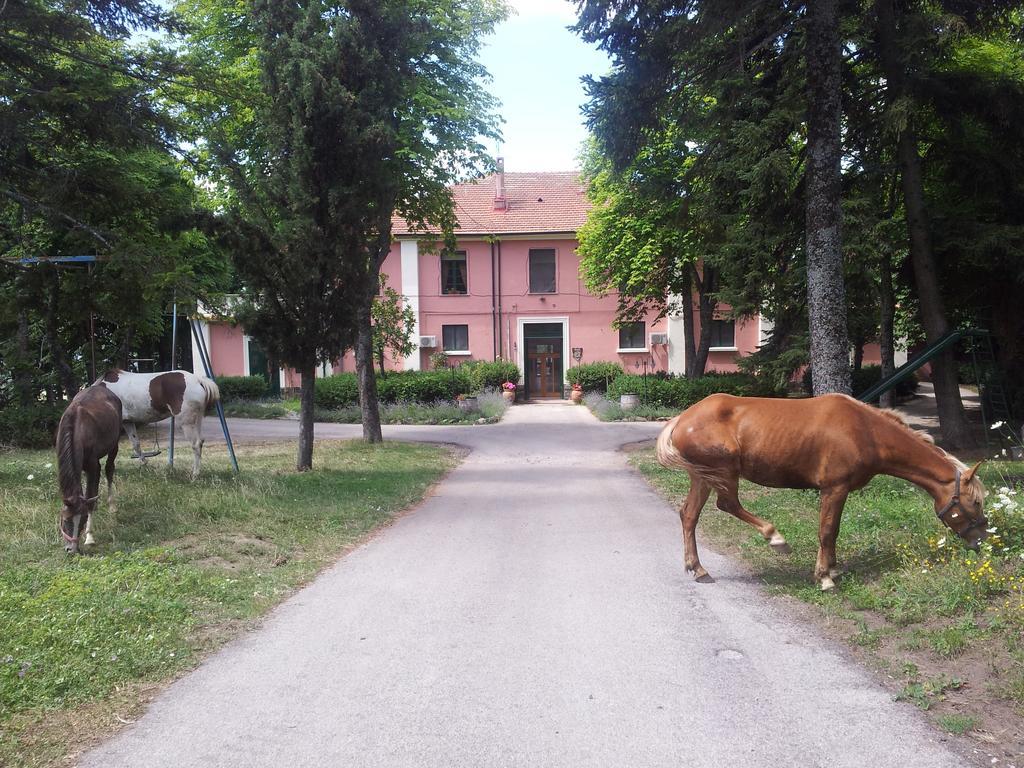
left=964, top=330, right=1014, bottom=449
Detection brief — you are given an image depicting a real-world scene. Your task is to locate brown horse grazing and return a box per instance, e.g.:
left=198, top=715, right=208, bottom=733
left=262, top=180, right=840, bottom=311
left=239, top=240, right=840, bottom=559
left=56, top=386, right=122, bottom=554
left=656, top=393, right=987, bottom=590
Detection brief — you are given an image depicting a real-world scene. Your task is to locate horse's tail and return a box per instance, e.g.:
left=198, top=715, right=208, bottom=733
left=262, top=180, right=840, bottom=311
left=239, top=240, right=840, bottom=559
left=656, top=414, right=691, bottom=472
left=196, top=374, right=220, bottom=409
left=56, top=406, right=82, bottom=502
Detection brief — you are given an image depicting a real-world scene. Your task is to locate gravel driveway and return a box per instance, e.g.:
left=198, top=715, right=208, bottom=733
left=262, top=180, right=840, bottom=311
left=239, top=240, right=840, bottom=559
left=81, top=404, right=967, bottom=767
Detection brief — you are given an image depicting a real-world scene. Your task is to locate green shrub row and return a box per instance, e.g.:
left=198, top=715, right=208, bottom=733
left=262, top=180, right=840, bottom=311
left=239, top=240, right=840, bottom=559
left=214, top=375, right=268, bottom=401
left=314, top=370, right=474, bottom=408
left=314, top=373, right=361, bottom=408
left=465, top=360, right=520, bottom=391
left=566, top=362, right=623, bottom=393
left=0, top=404, right=64, bottom=449
left=607, top=372, right=772, bottom=408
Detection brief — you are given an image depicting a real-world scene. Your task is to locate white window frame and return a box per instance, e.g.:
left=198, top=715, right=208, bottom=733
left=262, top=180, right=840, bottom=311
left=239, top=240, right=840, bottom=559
left=617, top=321, right=648, bottom=353
left=441, top=324, right=470, bottom=354
left=528, top=248, right=557, bottom=294
left=708, top=318, right=737, bottom=352
left=440, top=249, right=469, bottom=296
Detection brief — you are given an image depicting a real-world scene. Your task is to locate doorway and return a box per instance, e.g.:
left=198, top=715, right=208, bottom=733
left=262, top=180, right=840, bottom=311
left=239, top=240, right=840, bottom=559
left=523, top=322, right=564, bottom=399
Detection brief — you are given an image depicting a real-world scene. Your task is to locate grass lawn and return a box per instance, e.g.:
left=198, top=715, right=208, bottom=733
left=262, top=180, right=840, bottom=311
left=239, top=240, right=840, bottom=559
left=631, top=449, right=1024, bottom=752
left=0, top=439, right=458, bottom=767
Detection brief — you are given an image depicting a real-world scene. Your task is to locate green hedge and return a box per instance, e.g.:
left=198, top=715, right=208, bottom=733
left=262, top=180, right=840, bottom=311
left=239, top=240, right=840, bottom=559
left=466, top=360, right=520, bottom=391
left=0, top=404, right=64, bottom=449
left=566, top=362, right=623, bottom=393
left=315, top=370, right=473, bottom=407
left=377, top=370, right=472, bottom=403
left=314, top=373, right=360, bottom=408
left=607, top=372, right=772, bottom=408
left=214, top=375, right=268, bottom=401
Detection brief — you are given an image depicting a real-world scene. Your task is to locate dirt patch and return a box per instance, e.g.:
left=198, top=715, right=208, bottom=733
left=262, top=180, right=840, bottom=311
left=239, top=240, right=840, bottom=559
left=4, top=681, right=164, bottom=767
left=175, top=532, right=279, bottom=572
left=769, top=591, right=1024, bottom=764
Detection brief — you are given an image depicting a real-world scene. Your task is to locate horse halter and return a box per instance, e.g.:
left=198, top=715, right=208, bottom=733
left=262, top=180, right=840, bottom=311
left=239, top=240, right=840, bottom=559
left=936, top=469, right=987, bottom=539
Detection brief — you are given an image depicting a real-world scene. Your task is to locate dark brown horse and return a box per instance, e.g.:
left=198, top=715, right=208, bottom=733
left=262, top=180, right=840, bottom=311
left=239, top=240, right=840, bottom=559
left=656, top=393, right=987, bottom=590
left=56, top=386, right=122, bottom=554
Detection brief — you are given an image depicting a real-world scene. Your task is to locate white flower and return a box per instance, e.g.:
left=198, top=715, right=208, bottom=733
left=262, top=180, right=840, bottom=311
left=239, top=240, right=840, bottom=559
left=987, top=527, right=998, bottom=534
left=937, top=537, right=946, bottom=548
left=26, top=474, right=34, bottom=480
left=991, top=421, right=1005, bottom=430
left=44, top=463, right=52, bottom=469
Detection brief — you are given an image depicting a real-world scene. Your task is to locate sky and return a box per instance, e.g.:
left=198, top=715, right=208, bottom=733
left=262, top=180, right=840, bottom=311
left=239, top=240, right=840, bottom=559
left=479, top=1, right=611, bottom=172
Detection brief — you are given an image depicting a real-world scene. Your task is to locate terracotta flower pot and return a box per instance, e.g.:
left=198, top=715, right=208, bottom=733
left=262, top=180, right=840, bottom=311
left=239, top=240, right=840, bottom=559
left=570, top=389, right=583, bottom=403
left=502, top=390, right=515, bottom=403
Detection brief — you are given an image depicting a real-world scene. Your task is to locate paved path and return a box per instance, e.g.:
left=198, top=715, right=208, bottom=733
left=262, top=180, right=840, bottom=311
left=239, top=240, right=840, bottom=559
left=82, top=404, right=966, bottom=767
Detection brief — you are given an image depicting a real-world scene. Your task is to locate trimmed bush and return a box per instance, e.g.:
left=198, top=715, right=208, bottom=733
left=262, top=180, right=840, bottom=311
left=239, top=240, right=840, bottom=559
left=315, top=373, right=359, bottom=408
left=466, top=360, right=520, bottom=391
left=315, top=370, right=473, bottom=407
left=376, top=369, right=472, bottom=403
left=607, top=372, right=771, bottom=409
left=0, top=404, right=64, bottom=449
left=566, top=362, right=624, bottom=393
left=214, top=375, right=268, bottom=401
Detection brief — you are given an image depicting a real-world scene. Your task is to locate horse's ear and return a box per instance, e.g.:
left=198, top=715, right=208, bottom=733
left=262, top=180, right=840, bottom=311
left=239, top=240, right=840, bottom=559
left=964, top=460, right=984, bottom=485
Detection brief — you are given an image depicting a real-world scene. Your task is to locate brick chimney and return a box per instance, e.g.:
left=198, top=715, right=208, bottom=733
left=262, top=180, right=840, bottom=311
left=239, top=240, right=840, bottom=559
left=494, top=157, right=507, bottom=211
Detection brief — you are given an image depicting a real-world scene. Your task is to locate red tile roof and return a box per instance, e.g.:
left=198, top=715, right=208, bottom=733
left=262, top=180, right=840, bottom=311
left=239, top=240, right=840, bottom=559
left=392, top=171, right=591, bottom=236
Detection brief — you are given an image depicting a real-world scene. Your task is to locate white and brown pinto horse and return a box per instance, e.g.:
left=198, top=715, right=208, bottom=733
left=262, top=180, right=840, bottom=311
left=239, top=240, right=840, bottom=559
left=56, top=385, right=122, bottom=554
left=97, top=369, right=220, bottom=479
left=657, top=393, right=987, bottom=590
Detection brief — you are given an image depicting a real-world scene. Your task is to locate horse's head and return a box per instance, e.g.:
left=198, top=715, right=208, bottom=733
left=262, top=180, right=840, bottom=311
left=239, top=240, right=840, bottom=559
left=59, top=494, right=97, bottom=555
left=937, top=461, right=988, bottom=550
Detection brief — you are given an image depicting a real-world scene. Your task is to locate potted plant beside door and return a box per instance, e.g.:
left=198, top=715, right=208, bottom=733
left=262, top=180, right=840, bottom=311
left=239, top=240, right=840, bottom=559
left=502, top=381, right=516, bottom=403
left=570, top=383, right=584, bottom=404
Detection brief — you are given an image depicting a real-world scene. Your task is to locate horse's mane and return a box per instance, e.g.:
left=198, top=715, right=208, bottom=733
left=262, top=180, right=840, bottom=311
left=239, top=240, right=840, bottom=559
left=877, top=408, right=936, bottom=445
left=872, top=403, right=975, bottom=481
left=56, top=407, right=81, bottom=503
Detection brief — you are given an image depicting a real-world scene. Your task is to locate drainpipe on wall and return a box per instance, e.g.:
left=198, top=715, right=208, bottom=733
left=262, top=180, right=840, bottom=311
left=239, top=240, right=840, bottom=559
left=490, top=239, right=497, bottom=360
left=496, top=238, right=504, bottom=358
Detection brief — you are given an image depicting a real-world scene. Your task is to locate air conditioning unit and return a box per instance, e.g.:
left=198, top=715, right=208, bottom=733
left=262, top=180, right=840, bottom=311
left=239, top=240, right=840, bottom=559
left=649, top=332, right=669, bottom=346
left=419, top=335, right=438, bottom=348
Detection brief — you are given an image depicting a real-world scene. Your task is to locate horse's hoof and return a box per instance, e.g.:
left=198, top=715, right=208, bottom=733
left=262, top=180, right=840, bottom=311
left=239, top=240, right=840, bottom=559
left=770, top=541, right=792, bottom=555
left=84, top=533, right=95, bottom=546
left=695, top=572, right=715, bottom=584
left=820, top=576, right=836, bottom=591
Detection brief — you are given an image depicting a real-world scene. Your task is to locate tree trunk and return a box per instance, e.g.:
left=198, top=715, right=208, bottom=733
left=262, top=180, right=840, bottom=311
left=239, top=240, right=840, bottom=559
left=878, top=256, right=897, bottom=409
left=356, top=292, right=383, bottom=443
left=693, top=266, right=717, bottom=377
left=297, top=361, right=316, bottom=471
left=805, top=0, right=851, bottom=396
left=45, top=268, right=79, bottom=398
left=680, top=266, right=698, bottom=378
left=875, top=0, right=973, bottom=446
left=852, top=336, right=865, bottom=372
left=15, top=309, right=34, bottom=405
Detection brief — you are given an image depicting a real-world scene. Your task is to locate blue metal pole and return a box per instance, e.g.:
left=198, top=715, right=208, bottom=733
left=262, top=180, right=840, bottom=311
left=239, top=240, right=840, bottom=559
left=190, top=319, right=239, bottom=474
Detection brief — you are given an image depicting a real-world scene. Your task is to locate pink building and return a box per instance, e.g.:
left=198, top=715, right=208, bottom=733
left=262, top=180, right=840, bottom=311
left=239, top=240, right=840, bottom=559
left=199, top=163, right=768, bottom=398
